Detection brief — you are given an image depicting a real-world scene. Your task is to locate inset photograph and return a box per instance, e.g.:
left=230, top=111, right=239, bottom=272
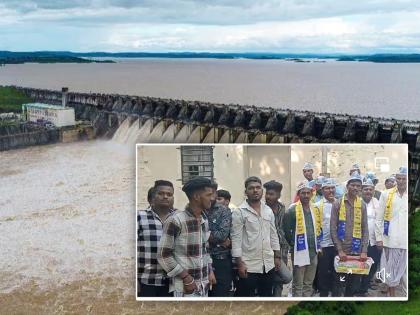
left=136, top=144, right=408, bottom=301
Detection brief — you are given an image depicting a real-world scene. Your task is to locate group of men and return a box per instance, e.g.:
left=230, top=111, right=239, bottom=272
left=137, top=162, right=408, bottom=298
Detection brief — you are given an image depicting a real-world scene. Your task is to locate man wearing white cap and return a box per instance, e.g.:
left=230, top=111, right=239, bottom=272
left=357, top=178, right=381, bottom=296
left=283, top=182, right=320, bottom=297
left=293, top=163, right=316, bottom=204
left=384, top=175, right=397, bottom=190
left=302, top=162, right=315, bottom=181
left=339, top=163, right=362, bottom=197
left=330, top=172, right=369, bottom=297
left=313, top=178, right=337, bottom=297
left=375, top=167, right=408, bottom=297
left=311, top=176, right=325, bottom=204
left=365, top=171, right=382, bottom=200
left=349, top=163, right=361, bottom=176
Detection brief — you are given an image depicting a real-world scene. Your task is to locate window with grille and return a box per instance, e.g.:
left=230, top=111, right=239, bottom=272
left=180, top=146, right=214, bottom=184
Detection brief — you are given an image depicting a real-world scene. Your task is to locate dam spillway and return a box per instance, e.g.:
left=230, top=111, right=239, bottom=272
left=8, top=85, right=420, bottom=194
left=14, top=86, right=419, bottom=147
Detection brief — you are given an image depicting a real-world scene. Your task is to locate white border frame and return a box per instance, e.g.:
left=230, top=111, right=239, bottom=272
left=135, top=143, right=409, bottom=302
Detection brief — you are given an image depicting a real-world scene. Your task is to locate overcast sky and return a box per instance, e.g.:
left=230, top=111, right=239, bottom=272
left=1, top=0, right=420, bottom=53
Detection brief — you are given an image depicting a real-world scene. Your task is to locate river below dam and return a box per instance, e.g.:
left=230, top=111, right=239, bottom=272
left=0, top=139, right=293, bottom=314
left=1, top=59, right=420, bottom=121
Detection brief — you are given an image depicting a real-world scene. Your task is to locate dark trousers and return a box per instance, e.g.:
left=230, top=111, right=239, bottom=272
left=138, top=280, right=171, bottom=297
left=333, top=273, right=362, bottom=297
left=235, top=269, right=274, bottom=297
left=316, top=246, right=337, bottom=297
left=209, top=256, right=233, bottom=297
left=359, top=245, right=381, bottom=294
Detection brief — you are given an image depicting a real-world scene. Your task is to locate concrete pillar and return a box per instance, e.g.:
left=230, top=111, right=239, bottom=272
left=61, top=87, right=68, bottom=107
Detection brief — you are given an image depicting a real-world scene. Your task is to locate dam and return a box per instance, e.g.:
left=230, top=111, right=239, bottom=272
left=5, top=85, right=420, bottom=195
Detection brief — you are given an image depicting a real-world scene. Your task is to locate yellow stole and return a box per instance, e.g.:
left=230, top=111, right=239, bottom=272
left=384, top=187, right=397, bottom=236
left=314, top=199, right=324, bottom=248
left=296, top=201, right=321, bottom=251
left=338, top=195, right=362, bottom=253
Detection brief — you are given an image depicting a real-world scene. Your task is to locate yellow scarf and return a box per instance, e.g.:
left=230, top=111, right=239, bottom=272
left=338, top=195, right=362, bottom=253
left=384, top=187, right=397, bottom=235
left=314, top=199, right=324, bottom=242
left=296, top=201, right=321, bottom=251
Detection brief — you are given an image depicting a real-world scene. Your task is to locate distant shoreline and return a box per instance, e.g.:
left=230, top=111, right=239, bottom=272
left=0, top=54, right=115, bottom=65
left=2, top=51, right=420, bottom=64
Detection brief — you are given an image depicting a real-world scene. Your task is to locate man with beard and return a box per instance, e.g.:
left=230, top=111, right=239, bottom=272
left=283, top=182, right=320, bottom=297
left=206, top=182, right=232, bottom=297
left=263, top=180, right=292, bottom=297
left=376, top=167, right=408, bottom=297
left=357, top=178, right=381, bottom=297
left=313, top=178, right=338, bottom=297
left=330, top=172, right=369, bottom=297
left=231, top=176, right=281, bottom=297
left=158, top=177, right=216, bottom=297
left=138, top=180, right=176, bottom=297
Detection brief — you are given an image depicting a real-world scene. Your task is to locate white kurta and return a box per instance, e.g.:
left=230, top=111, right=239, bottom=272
left=375, top=189, right=408, bottom=249
left=365, top=197, right=380, bottom=246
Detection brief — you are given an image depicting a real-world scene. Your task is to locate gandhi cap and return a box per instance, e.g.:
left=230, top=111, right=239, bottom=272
left=397, top=167, right=408, bottom=176
left=302, top=162, right=314, bottom=170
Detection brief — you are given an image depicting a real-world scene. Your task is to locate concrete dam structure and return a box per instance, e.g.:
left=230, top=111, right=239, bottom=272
left=0, top=122, right=59, bottom=151
left=13, top=86, right=420, bottom=194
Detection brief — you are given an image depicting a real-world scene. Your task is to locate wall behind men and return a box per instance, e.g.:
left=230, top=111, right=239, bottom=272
left=246, top=145, right=291, bottom=208
left=137, top=145, right=292, bottom=211
left=290, top=144, right=408, bottom=203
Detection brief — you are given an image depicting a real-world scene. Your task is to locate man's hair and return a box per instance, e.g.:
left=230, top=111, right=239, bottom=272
left=217, top=189, right=231, bottom=200
left=147, top=186, right=155, bottom=204
left=211, top=180, right=218, bottom=190
left=263, top=180, right=283, bottom=193
left=182, top=177, right=213, bottom=199
left=151, top=180, right=174, bottom=198
left=154, top=180, right=173, bottom=189
left=245, top=176, right=262, bottom=188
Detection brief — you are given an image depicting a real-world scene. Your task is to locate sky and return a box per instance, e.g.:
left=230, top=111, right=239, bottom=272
left=1, top=0, right=420, bottom=53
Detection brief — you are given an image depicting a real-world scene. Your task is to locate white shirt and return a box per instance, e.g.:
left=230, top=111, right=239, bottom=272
left=231, top=200, right=280, bottom=273
left=314, top=197, right=334, bottom=248
left=375, top=188, right=408, bottom=249
left=365, top=197, right=379, bottom=246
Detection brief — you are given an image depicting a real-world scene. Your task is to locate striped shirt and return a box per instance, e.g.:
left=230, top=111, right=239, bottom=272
left=137, top=207, right=174, bottom=286
left=157, top=207, right=212, bottom=293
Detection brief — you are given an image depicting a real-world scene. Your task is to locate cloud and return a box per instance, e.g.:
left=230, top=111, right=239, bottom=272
left=2, top=0, right=420, bottom=25
left=1, top=1, right=420, bottom=52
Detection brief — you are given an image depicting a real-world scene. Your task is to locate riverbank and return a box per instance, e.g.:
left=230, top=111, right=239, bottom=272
left=0, top=86, right=32, bottom=113
left=0, top=51, right=114, bottom=65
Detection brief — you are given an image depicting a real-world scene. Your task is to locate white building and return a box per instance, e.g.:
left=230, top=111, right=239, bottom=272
left=22, top=103, right=75, bottom=127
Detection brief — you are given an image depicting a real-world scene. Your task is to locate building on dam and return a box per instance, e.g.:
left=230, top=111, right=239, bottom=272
left=22, top=103, right=75, bottom=127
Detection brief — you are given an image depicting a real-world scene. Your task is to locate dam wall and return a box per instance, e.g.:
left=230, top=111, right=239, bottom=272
left=0, top=122, right=59, bottom=151
left=15, top=86, right=419, bottom=147
left=11, top=85, right=420, bottom=193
